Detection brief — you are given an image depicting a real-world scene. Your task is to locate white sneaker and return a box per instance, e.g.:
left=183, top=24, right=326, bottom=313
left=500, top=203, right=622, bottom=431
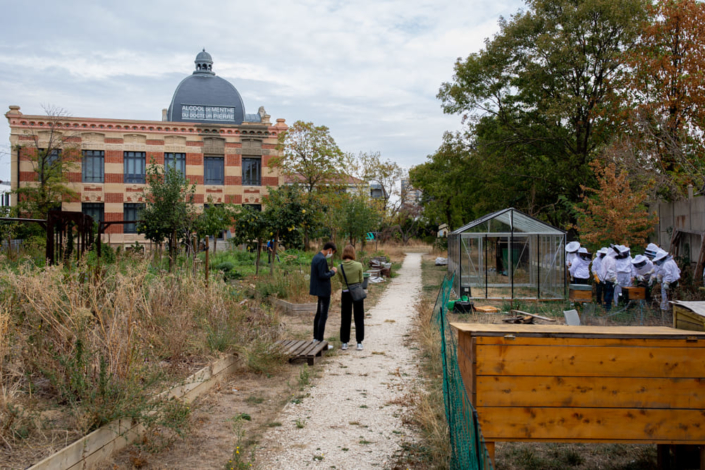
left=327, top=344, right=334, bottom=350
left=312, top=339, right=320, bottom=344
left=356, top=343, right=363, bottom=351
left=341, top=343, right=348, bottom=350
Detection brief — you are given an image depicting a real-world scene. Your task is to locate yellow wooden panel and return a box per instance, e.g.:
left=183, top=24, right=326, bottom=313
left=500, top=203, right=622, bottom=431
left=478, top=407, right=705, bottom=441
left=476, top=376, right=705, bottom=409
left=674, top=306, right=705, bottom=332
left=475, top=345, right=705, bottom=378
left=451, top=323, right=705, bottom=337
left=475, top=336, right=705, bottom=348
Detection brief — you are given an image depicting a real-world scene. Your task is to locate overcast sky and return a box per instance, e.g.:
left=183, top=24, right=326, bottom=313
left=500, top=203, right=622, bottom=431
left=0, top=0, right=523, bottom=183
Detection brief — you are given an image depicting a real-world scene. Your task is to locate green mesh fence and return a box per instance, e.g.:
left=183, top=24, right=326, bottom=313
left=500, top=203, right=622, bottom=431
left=432, top=273, right=493, bottom=470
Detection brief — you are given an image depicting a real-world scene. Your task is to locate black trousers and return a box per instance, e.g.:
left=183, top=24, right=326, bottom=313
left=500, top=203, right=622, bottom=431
left=603, top=281, right=615, bottom=312
left=595, top=280, right=603, bottom=305
left=573, top=277, right=589, bottom=285
left=313, top=296, right=330, bottom=342
left=340, top=291, right=365, bottom=344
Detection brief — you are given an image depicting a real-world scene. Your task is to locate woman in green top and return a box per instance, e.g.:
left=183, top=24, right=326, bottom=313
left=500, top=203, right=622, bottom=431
left=336, top=244, right=365, bottom=351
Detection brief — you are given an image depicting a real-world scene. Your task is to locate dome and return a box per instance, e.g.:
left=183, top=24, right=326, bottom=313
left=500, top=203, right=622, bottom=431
left=166, top=50, right=246, bottom=125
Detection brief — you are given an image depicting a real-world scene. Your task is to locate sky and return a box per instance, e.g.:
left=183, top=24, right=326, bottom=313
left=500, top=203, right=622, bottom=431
left=0, top=0, right=524, bottom=183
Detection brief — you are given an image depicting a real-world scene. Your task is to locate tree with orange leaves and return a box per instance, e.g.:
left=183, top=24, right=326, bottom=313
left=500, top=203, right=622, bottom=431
left=621, top=0, right=705, bottom=194
left=574, top=161, right=657, bottom=250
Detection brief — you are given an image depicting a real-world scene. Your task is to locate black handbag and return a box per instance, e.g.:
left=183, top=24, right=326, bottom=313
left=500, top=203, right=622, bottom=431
left=341, top=264, right=367, bottom=302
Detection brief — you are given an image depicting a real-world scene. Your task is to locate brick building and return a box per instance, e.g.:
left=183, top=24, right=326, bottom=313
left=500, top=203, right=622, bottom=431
left=5, top=50, right=286, bottom=244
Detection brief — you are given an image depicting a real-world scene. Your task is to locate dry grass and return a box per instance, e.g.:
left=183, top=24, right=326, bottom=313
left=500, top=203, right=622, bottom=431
left=0, top=259, right=283, bottom=469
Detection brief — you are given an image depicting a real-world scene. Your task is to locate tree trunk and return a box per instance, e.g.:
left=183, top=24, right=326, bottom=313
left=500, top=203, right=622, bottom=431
left=213, top=234, right=217, bottom=253
left=304, top=232, right=310, bottom=251
left=255, top=240, right=262, bottom=276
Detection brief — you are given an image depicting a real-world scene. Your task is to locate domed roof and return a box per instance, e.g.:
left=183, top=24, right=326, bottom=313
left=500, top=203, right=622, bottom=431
left=166, top=50, right=246, bottom=125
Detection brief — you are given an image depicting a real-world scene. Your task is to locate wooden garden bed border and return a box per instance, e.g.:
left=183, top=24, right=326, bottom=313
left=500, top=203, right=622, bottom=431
left=28, top=354, right=239, bottom=470
left=273, top=298, right=317, bottom=314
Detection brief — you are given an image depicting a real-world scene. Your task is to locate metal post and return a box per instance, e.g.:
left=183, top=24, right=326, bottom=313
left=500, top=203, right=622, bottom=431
left=510, top=210, right=514, bottom=302
left=458, top=235, right=462, bottom=297
left=485, top=235, right=488, bottom=299
left=564, top=234, right=567, bottom=301
left=205, top=236, right=209, bottom=288
left=537, top=235, right=541, bottom=300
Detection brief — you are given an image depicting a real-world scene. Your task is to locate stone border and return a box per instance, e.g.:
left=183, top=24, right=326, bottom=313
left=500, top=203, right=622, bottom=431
left=28, top=355, right=238, bottom=470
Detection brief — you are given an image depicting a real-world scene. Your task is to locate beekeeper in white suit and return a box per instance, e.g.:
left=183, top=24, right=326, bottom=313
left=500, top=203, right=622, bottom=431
left=600, top=247, right=618, bottom=311
left=614, top=245, right=633, bottom=305
left=566, top=241, right=581, bottom=268
left=652, top=250, right=681, bottom=311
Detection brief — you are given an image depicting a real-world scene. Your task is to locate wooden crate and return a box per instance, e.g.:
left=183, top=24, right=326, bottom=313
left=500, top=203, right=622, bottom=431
left=474, top=305, right=500, bottom=313
left=452, top=323, right=705, bottom=464
left=623, top=286, right=646, bottom=301
left=569, top=289, right=592, bottom=302
left=672, top=301, right=705, bottom=332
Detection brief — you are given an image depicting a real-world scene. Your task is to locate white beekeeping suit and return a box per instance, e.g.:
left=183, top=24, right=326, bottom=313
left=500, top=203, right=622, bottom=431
left=592, top=248, right=607, bottom=282
left=601, top=249, right=617, bottom=284
left=566, top=241, right=580, bottom=268
left=569, top=248, right=591, bottom=282
left=653, top=251, right=681, bottom=311
left=645, top=243, right=660, bottom=260
left=631, top=255, right=654, bottom=283
left=614, top=245, right=633, bottom=304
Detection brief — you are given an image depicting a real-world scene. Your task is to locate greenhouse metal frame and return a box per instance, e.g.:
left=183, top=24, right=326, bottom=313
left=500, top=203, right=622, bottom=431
left=448, top=208, right=567, bottom=301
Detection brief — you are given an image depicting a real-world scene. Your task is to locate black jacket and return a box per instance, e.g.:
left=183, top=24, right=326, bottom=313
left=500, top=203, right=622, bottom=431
left=309, top=252, right=335, bottom=297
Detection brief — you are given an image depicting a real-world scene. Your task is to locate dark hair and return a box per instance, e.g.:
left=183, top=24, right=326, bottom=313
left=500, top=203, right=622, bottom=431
left=323, top=241, right=337, bottom=252
left=342, top=245, right=356, bottom=260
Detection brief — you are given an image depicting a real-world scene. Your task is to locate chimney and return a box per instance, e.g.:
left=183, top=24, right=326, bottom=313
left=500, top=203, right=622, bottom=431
left=162, top=108, right=168, bottom=121
left=688, top=184, right=694, bottom=200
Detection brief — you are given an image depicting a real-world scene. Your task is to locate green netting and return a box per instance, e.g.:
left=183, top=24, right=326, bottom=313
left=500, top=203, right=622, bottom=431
left=432, top=273, right=493, bottom=470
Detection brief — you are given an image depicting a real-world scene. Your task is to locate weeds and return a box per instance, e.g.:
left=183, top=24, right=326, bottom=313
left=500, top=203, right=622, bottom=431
left=298, top=364, right=311, bottom=389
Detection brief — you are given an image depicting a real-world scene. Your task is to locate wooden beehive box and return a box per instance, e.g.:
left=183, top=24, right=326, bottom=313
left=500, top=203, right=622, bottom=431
left=672, top=301, right=705, bottom=332
left=569, top=289, right=592, bottom=302
left=474, top=305, right=500, bottom=313
left=623, top=286, right=646, bottom=301
left=453, top=323, right=705, bottom=450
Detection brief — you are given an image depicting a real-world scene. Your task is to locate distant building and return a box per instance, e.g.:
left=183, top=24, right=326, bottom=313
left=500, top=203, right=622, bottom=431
left=401, top=178, right=421, bottom=206
left=6, top=50, right=286, bottom=244
left=369, top=182, right=385, bottom=200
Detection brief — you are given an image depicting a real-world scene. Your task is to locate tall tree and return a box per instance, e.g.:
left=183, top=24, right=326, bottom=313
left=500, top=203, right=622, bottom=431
left=348, top=151, right=404, bottom=213
left=272, top=121, right=345, bottom=193
left=138, top=162, right=196, bottom=270
left=620, top=0, right=705, bottom=196
left=437, top=0, right=648, bottom=225
left=574, top=160, right=656, bottom=250
left=13, top=106, right=80, bottom=219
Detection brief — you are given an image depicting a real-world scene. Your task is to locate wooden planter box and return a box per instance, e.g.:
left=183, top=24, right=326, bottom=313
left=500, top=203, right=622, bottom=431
left=28, top=355, right=238, bottom=470
left=672, top=301, right=705, bottom=332
left=453, top=323, right=705, bottom=465
left=273, top=298, right=318, bottom=314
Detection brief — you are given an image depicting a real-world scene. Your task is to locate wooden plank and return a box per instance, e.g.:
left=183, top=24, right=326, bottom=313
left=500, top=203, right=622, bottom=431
left=511, top=310, right=556, bottom=322
left=298, top=342, right=320, bottom=357
left=475, top=345, right=705, bottom=378
left=476, top=376, right=705, bottom=409
left=289, top=341, right=311, bottom=357
left=477, top=407, right=705, bottom=441
left=306, top=341, right=327, bottom=358
left=451, top=323, right=705, bottom=338
left=475, top=336, right=705, bottom=348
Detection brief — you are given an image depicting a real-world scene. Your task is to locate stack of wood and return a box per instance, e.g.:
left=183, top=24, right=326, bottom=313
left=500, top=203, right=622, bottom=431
left=502, top=310, right=557, bottom=324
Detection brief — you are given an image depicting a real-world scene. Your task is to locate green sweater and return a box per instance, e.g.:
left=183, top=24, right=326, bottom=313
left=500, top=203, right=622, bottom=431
left=336, top=260, right=364, bottom=286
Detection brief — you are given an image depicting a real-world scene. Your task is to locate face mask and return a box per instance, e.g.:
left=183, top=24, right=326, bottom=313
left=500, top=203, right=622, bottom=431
left=325, top=252, right=333, bottom=259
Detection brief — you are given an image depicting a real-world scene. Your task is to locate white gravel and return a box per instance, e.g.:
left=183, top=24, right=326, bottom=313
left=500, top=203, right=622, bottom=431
left=256, top=253, right=423, bottom=469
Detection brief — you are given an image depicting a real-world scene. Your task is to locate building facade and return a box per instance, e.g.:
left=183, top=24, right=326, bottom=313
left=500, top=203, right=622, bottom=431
left=6, top=50, right=286, bottom=244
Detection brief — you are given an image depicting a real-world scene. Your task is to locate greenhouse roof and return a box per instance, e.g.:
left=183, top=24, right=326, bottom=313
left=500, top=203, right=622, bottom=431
left=451, top=208, right=565, bottom=235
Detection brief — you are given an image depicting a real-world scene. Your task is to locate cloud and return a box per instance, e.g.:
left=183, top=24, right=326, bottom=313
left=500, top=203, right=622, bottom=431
left=0, top=0, right=523, bottom=180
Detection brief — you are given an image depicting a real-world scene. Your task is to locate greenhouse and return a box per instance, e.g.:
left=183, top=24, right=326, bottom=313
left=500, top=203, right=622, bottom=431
left=448, top=208, right=567, bottom=301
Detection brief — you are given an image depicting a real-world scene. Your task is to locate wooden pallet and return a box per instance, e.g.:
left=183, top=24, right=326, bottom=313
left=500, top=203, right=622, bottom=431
left=276, top=340, right=329, bottom=365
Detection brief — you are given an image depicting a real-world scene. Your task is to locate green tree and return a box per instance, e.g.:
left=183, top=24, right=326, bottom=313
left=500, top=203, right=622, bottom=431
left=138, top=162, right=196, bottom=270
left=231, top=206, right=269, bottom=275
left=437, top=0, right=648, bottom=226
left=196, top=200, right=234, bottom=253
left=13, top=106, right=80, bottom=219
left=332, top=193, right=383, bottom=248
left=272, top=121, right=345, bottom=193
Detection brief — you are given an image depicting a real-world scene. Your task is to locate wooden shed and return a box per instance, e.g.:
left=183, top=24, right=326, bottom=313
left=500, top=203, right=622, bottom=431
left=453, top=323, right=705, bottom=466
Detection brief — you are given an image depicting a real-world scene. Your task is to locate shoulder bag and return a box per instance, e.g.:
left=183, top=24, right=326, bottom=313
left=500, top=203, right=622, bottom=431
left=340, top=263, right=367, bottom=302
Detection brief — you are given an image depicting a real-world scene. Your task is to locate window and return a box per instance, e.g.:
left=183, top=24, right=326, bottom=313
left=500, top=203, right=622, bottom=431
left=123, top=203, right=144, bottom=234
left=124, top=151, right=146, bottom=184
left=82, top=150, right=104, bottom=183
left=204, top=156, right=224, bottom=185
left=242, top=158, right=261, bottom=186
left=164, top=152, right=186, bottom=176
left=244, top=204, right=262, bottom=212
left=82, top=203, right=104, bottom=224
left=43, top=148, right=61, bottom=167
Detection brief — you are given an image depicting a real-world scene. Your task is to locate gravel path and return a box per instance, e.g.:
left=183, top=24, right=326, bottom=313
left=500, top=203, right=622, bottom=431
left=256, top=252, right=423, bottom=469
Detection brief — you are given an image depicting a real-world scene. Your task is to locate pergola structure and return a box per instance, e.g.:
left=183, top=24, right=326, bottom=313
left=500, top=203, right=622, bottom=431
left=448, top=208, right=567, bottom=301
